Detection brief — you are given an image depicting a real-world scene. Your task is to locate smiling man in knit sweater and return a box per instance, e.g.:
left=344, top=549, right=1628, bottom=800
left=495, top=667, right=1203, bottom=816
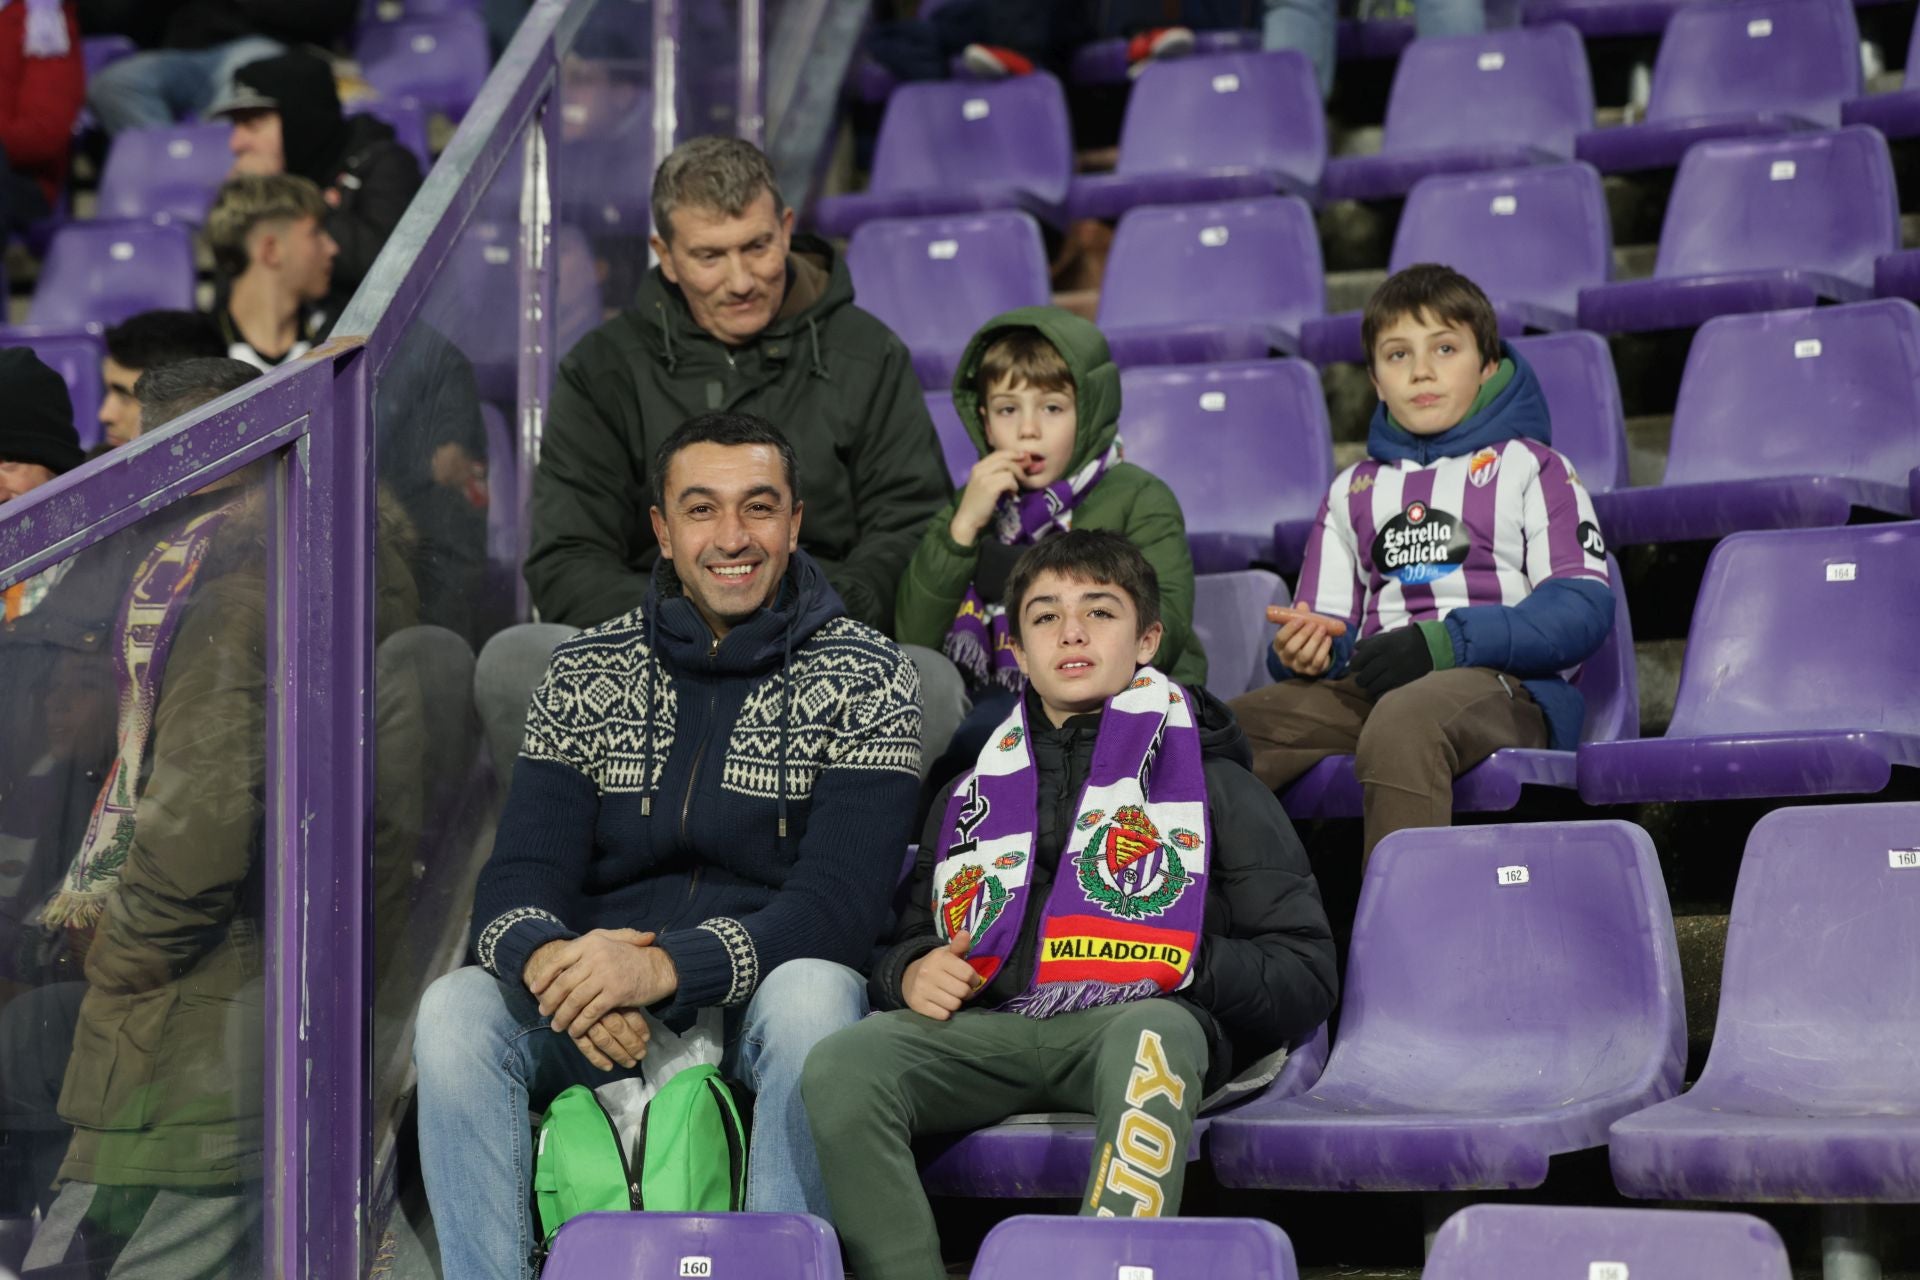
left=413, top=412, right=924, bottom=1280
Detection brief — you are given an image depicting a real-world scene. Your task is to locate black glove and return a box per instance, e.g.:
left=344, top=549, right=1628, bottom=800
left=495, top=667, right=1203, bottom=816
left=1349, top=625, right=1441, bottom=698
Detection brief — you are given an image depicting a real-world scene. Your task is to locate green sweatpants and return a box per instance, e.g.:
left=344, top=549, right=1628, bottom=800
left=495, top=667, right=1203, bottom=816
left=801, top=999, right=1208, bottom=1280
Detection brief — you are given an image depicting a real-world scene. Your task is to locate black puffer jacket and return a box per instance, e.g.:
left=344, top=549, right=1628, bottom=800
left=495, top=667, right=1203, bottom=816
left=874, top=684, right=1339, bottom=1092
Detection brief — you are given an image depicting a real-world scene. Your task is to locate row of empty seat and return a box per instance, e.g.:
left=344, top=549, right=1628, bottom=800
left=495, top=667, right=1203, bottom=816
left=541, top=1203, right=1800, bottom=1278
left=850, top=124, right=1910, bottom=398
left=823, top=0, right=1920, bottom=239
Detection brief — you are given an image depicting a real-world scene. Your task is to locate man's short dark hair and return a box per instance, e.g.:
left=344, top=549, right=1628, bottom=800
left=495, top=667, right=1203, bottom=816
left=134, top=358, right=261, bottom=429
left=1005, top=530, right=1161, bottom=643
left=651, top=411, right=800, bottom=509
left=650, top=136, right=786, bottom=244
left=1361, top=263, right=1501, bottom=372
left=104, top=311, right=225, bottom=371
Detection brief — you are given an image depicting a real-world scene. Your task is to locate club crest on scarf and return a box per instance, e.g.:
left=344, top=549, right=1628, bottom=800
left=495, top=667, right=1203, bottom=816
left=940, top=864, right=1009, bottom=941
left=1077, top=805, right=1189, bottom=919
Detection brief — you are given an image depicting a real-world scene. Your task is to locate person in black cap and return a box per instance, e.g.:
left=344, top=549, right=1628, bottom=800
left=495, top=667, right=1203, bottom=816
left=214, top=48, right=423, bottom=325
left=0, top=347, right=82, bottom=507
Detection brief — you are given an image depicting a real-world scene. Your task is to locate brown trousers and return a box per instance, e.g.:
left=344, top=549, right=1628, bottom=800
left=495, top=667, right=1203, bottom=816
left=1229, top=668, right=1548, bottom=863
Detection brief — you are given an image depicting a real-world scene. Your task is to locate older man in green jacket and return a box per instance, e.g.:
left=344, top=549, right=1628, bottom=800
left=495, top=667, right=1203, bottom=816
left=525, top=135, right=950, bottom=636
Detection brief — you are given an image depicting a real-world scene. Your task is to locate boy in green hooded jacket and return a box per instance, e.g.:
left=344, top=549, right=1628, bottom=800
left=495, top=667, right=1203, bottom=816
left=895, top=307, right=1204, bottom=788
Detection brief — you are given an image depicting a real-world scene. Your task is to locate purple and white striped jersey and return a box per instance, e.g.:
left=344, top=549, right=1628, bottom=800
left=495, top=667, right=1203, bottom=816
left=1297, top=438, right=1609, bottom=640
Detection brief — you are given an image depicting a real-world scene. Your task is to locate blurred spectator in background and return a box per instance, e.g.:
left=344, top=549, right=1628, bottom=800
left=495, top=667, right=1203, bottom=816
left=0, top=348, right=82, bottom=527
left=98, top=311, right=227, bottom=449
left=1265, top=0, right=1513, bottom=99
left=83, top=0, right=355, bottom=135
left=205, top=173, right=338, bottom=373
left=215, top=48, right=423, bottom=321
left=0, top=0, right=83, bottom=237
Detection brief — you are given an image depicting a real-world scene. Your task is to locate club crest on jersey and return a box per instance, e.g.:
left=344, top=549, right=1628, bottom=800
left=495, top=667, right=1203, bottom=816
left=1078, top=805, right=1189, bottom=919
left=1372, top=500, right=1472, bottom=586
left=996, top=726, right=1025, bottom=752
left=941, top=863, right=1008, bottom=940
left=1467, top=446, right=1501, bottom=488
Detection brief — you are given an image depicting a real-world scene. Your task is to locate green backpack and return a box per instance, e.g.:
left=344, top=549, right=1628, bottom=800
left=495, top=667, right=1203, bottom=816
left=533, top=1064, right=748, bottom=1253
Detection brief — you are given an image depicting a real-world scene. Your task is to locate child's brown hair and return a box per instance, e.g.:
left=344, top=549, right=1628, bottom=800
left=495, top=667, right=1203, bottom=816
left=1361, top=263, right=1500, bottom=372
left=975, top=327, right=1074, bottom=412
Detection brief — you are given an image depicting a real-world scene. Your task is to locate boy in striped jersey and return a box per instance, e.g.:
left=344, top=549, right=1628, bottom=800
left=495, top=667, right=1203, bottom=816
left=1231, top=264, right=1613, bottom=864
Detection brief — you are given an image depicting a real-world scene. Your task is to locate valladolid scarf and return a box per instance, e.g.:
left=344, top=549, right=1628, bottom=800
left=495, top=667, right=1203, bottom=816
left=931, top=664, right=1209, bottom=1017
left=943, top=441, right=1122, bottom=693
left=39, top=506, right=231, bottom=928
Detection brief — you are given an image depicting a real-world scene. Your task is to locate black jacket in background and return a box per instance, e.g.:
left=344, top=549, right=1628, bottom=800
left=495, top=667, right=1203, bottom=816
left=874, top=683, right=1340, bottom=1092
left=162, top=0, right=356, bottom=50
left=320, top=115, right=422, bottom=313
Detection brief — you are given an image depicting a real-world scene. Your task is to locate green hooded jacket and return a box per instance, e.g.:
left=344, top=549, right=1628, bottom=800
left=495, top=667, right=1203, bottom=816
left=525, top=235, right=952, bottom=634
left=893, top=307, right=1206, bottom=686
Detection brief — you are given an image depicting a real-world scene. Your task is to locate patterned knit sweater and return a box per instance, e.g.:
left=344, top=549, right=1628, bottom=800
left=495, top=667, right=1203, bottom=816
left=469, top=552, right=923, bottom=1017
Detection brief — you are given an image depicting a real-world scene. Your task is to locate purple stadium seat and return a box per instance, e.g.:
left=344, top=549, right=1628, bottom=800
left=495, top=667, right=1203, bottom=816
left=972, top=1217, right=1298, bottom=1280
left=1575, top=0, right=1860, bottom=175
left=1065, top=51, right=1326, bottom=220
left=1299, top=163, right=1611, bottom=366
left=1193, top=570, right=1294, bottom=699
left=1873, top=247, right=1920, bottom=302
left=1843, top=6, right=1920, bottom=139
left=1576, top=523, right=1920, bottom=804
left=539, top=1212, right=843, bottom=1279
left=1590, top=299, right=1920, bottom=546
left=923, top=391, right=976, bottom=488
left=1610, top=802, right=1920, bottom=1202
left=1337, top=17, right=1418, bottom=60
left=1523, top=0, right=1711, bottom=37
left=95, top=123, right=234, bottom=226
left=1210, top=820, right=1686, bottom=1192
left=346, top=96, right=433, bottom=172
left=0, top=326, right=106, bottom=451
left=27, top=221, right=197, bottom=328
left=1116, top=358, right=1332, bottom=572
left=812, top=74, right=1073, bottom=236
left=1281, top=556, right=1637, bottom=818
left=1508, top=330, right=1630, bottom=494
left=1097, top=198, right=1324, bottom=367
left=1321, top=25, right=1594, bottom=203
left=1576, top=127, right=1897, bottom=335
left=918, top=1024, right=1330, bottom=1198
left=846, top=211, right=1050, bottom=390
left=1068, top=27, right=1262, bottom=85
left=355, top=12, right=491, bottom=121
left=1426, top=1204, right=1793, bottom=1279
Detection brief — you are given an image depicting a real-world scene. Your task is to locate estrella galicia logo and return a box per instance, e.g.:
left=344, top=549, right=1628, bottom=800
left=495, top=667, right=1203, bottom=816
left=1372, top=500, right=1471, bottom=585
left=1578, top=521, right=1607, bottom=558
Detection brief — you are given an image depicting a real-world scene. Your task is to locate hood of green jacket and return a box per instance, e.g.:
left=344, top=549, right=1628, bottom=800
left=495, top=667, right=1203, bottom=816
left=950, top=306, right=1122, bottom=476
left=633, top=233, right=854, bottom=377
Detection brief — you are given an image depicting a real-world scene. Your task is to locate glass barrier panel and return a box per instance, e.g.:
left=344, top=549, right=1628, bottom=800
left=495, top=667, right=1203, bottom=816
left=0, top=463, right=274, bottom=1275
left=558, top=0, right=657, bottom=328
left=368, top=114, right=539, bottom=1156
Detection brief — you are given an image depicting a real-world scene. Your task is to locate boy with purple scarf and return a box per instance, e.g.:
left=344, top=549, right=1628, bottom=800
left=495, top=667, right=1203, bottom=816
left=805, top=531, right=1337, bottom=1280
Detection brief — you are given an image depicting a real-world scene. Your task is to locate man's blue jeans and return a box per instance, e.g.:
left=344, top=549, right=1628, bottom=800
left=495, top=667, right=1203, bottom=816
left=86, top=36, right=284, bottom=134
left=414, top=959, right=867, bottom=1280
